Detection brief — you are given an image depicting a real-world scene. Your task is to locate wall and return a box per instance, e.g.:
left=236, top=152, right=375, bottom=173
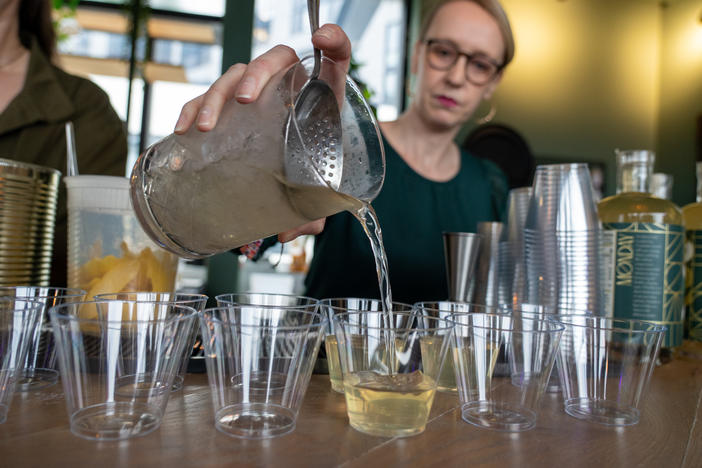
left=497, top=0, right=660, bottom=198
left=657, top=0, right=702, bottom=205
left=413, top=0, right=702, bottom=204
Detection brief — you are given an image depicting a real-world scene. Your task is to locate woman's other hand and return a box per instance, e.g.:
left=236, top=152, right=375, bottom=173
left=174, top=24, right=351, bottom=135
left=278, top=219, right=326, bottom=244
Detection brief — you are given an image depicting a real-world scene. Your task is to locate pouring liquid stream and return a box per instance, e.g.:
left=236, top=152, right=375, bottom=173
left=351, top=202, right=396, bottom=375
left=285, top=178, right=396, bottom=374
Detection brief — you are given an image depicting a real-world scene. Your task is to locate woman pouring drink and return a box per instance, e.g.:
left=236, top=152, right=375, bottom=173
left=174, top=0, right=515, bottom=304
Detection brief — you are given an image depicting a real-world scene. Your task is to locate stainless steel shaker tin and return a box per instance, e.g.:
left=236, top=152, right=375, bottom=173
left=0, top=158, right=61, bottom=286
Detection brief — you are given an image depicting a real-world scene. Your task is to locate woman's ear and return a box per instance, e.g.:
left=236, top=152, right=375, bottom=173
left=482, top=71, right=503, bottom=101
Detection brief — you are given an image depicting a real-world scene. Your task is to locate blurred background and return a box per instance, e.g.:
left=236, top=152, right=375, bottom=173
left=52, top=0, right=702, bottom=297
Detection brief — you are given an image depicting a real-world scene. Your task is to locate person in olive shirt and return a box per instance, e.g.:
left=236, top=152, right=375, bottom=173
left=174, top=0, right=513, bottom=303
left=0, top=0, right=128, bottom=287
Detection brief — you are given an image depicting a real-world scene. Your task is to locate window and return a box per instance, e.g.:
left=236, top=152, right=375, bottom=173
left=291, top=0, right=307, bottom=34
left=147, top=0, right=225, bottom=17
left=56, top=2, right=225, bottom=174
left=252, top=0, right=406, bottom=121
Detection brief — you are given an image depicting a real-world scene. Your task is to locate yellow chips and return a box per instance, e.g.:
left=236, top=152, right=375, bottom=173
left=80, top=242, right=178, bottom=303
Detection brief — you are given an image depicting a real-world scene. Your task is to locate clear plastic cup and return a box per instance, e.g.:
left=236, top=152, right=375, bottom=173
left=65, top=175, right=179, bottom=300
left=0, top=298, right=42, bottom=423
left=215, top=292, right=318, bottom=309
left=93, top=292, right=208, bottom=391
left=333, top=311, right=454, bottom=437
left=0, top=286, right=85, bottom=391
left=556, top=315, right=665, bottom=426
left=501, top=303, right=597, bottom=394
left=200, top=304, right=325, bottom=439
left=50, top=300, right=196, bottom=440
left=451, top=313, right=564, bottom=432
left=414, top=302, right=503, bottom=393
left=320, top=299, right=412, bottom=393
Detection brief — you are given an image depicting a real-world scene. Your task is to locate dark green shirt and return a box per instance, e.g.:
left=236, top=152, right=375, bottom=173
left=304, top=138, right=508, bottom=304
left=0, top=39, right=128, bottom=287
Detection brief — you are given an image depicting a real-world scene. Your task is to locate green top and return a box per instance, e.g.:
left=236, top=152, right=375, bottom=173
left=0, top=39, right=128, bottom=287
left=304, top=138, right=508, bottom=304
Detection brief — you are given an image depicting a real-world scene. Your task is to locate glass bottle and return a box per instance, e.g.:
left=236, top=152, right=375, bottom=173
left=598, top=150, right=684, bottom=360
left=650, top=173, right=673, bottom=200
left=682, top=162, right=702, bottom=342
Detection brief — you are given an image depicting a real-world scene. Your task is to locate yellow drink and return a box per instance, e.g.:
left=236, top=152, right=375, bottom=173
left=419, top=335, right=455, bottom=393
left=325, top=335, right=344, bottom=393
left=343, top=370, right=436, bottom=437
left=452, top=340, right=500, bottom=399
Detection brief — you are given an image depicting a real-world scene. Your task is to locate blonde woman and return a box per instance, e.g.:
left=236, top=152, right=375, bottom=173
left=176, top=1, right=515, bottom=303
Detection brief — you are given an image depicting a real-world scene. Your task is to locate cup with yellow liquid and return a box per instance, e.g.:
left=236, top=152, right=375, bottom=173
left=333, top=310, right=454, bottom=437
left=451, top=313, right=564, bottom=432
left=414, top=302, right=504, bottom=393
left=320, top=299, right=412, bottom=393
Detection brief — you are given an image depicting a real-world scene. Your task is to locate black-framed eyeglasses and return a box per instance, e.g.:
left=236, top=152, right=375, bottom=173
left=424, top=39, right=503, bottom=85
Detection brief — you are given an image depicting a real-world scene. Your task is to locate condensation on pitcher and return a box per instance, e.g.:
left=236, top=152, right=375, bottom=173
left=169, top=154, right=184, bottom=171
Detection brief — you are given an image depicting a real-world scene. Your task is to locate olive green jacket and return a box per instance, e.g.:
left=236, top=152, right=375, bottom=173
left=0, top=39, right=128, bottom=287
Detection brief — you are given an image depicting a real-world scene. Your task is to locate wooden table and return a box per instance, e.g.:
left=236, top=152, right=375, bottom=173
left=2, top=351, right=701, bottom=468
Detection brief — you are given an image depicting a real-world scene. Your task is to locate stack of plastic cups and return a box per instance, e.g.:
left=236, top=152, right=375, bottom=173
left=523, top=164, right=604, bottom=315
left=497, top=187, right=531, bottom=307
left=521, top=164, right=605, bottom=393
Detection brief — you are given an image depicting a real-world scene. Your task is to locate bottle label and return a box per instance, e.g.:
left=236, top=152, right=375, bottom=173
left=686, top=230, right=702, bottom=341
left=603, top=222, right=684, bottom=347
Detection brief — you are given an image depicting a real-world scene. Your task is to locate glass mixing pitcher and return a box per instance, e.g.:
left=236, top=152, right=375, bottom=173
left=130, top=56, right=385, bottom=259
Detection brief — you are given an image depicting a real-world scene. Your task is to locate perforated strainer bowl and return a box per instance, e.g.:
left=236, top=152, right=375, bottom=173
left=284, top=55, right=385, bottom=203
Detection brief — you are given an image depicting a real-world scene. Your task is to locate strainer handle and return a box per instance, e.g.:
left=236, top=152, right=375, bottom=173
left=307, top=0, right=321, bottom=79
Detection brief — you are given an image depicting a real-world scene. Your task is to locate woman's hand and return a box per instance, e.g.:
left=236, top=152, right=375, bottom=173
left=278, top=219, right=326, bottom=243
left=173, top=24, right=351, bottom=135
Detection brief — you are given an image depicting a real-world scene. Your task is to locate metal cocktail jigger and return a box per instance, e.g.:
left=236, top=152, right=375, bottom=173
left=443, top=232, right=481, bottom=302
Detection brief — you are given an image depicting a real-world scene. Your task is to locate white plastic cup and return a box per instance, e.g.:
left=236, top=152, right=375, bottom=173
left=65, top=176, right=179, bottom=299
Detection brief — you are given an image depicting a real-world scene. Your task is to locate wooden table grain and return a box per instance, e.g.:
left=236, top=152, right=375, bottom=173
left=1, top=352, right=701, bottom=468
